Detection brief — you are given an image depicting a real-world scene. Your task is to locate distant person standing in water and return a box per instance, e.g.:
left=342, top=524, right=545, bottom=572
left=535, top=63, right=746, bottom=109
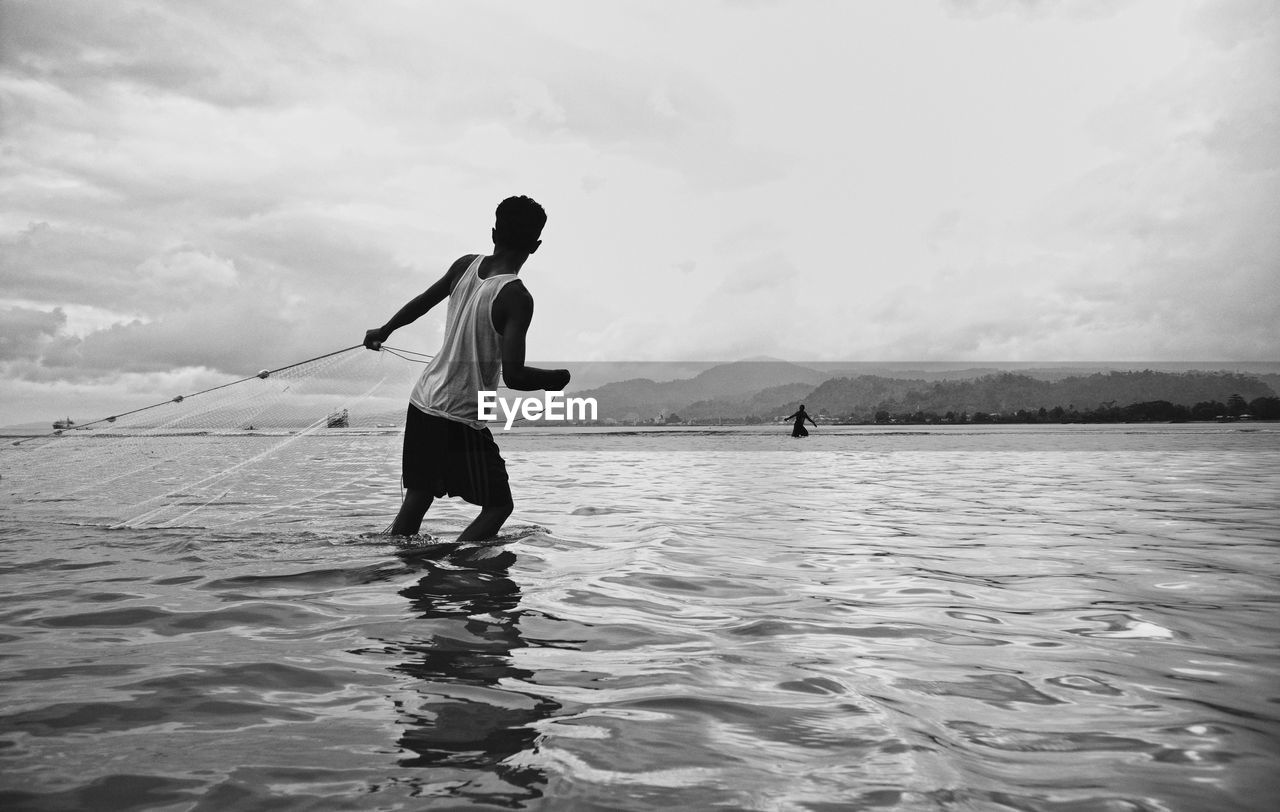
left=363, top=196, right=570, bottom=540
left=785, top=405, right=817, bottom=438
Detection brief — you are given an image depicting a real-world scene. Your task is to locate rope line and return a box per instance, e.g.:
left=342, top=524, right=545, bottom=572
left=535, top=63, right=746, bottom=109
left=7, top=340, right=561, bottom=530
left=382, top=345, right=433, bottom=359
left=12, top=344, right=372, bottom=446
left=381, top=345, right=433, bottom=364
left=8, top=343, right=439, bottom=530
left=9, top=341, right=542, bottom=451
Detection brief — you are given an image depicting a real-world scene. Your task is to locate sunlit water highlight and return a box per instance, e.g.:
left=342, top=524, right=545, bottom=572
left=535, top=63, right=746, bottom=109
left=1, top=424, right=1278, bottom=810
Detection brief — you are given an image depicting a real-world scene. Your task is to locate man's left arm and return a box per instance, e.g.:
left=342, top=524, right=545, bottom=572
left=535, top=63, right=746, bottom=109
left=493, top=281, right=570, bottom=392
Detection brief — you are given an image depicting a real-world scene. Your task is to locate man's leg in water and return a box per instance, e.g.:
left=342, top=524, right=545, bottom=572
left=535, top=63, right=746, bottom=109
left=391, top=488, right=433, bottom=536
left=457, top=494, right=512, bottom=542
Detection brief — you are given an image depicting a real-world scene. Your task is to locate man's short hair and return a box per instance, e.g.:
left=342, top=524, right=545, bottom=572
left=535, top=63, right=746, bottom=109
left=494, top=196, right=547, bottom=252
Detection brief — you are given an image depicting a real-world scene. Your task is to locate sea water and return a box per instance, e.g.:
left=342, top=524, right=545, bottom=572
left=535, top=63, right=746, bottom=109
left=1, top=424, right=1278, bottom=810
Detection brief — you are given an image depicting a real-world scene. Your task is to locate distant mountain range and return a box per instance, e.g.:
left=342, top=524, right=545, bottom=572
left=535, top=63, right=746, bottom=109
left=804, top=371, right=1274, bottom=418
left=570, top=362, right=1279, bottom=422
left=570, top=360, right=829, bottom=421
left=19, top=362, right=1272, bottom=433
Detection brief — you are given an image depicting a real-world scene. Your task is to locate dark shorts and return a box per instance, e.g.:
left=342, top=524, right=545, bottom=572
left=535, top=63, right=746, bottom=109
left=402, top=406, right=511, bottom=507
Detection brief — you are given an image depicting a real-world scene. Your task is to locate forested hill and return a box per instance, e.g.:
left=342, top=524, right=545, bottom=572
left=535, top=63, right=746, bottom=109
left=805, top=370, right=1274, bottom=417
left=572, top=360, right=828, bottom=419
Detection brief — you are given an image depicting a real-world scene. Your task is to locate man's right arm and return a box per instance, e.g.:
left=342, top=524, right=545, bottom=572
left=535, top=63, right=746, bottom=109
left=364, top=255, right=473, bottom=349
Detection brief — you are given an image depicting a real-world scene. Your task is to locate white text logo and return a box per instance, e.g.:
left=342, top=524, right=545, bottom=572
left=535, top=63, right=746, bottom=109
left=477, top=391, right=598, bottom=430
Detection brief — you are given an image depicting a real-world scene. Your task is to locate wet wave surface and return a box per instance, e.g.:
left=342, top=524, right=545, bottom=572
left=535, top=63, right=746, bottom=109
left=1, top=427, right=1278, bottom=810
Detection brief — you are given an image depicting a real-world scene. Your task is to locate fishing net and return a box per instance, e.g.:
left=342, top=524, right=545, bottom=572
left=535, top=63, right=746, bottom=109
left=1, top=346, right=432, bottom=529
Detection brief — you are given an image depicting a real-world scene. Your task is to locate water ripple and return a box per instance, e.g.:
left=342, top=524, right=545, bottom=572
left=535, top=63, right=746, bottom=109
left=1, top=427, right=1277, bottom=809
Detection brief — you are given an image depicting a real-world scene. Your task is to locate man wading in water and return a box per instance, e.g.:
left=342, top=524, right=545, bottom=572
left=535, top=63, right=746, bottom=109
left=785, top=404, right=817, bottom=438
left=364, top=196, right=570, bottom=540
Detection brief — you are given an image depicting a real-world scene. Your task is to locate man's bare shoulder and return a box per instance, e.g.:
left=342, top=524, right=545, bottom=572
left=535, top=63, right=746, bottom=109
left=492, top=278, right=532, bottom=331
left=441, top=254, right=477, bottom=290
left=500, top=277, right=531, bottom=300
left=448, top=254, right=476, bottom=276
left=496, top=278, right=532, bottom=308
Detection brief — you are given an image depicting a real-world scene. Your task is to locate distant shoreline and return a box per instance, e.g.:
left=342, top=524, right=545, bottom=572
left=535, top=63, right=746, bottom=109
left=3, top=420, right=1274, bottom=441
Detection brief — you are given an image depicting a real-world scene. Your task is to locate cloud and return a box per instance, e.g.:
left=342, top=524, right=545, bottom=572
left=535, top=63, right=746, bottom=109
left=6, top=0, right=777, bottom=191
left=1203, top=101, right=1280, bottom=172
left=0, top=216, right=421, bottom=381
left=0, top=0, right=312, bottom=108
left=0, top=305, right=66, bottom=361
left=1, top=1, right=1278, bottom=424
left=1188, top=0, right=1279, bottom=48
left=420, top=26, right=779, bottom=189
left=714, top=253, right=793, bottom=297
left=138, top=248, right=236, bottom=288
left=0, top=223, right=147, bottom=309
left=940, top=0, right=1134, bottom=21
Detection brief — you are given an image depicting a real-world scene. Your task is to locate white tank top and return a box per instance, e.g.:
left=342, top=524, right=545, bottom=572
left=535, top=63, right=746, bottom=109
left=410, top=255, right=518, bottom=429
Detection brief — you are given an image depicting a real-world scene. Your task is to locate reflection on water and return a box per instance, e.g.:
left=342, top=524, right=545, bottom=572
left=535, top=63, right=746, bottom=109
left=386, top=544, right=560, bottom=804
left=0, top=425, right=1277, bottom=810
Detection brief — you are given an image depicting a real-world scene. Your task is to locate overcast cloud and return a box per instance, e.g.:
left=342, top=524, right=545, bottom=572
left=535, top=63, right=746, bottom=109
left=1, top=0, right=1277, bottom=424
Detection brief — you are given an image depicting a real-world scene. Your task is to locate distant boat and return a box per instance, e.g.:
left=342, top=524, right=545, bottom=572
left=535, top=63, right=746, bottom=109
left=52, top=417, right=74, bottom=430
left=326, top=409, right=349, bottom=428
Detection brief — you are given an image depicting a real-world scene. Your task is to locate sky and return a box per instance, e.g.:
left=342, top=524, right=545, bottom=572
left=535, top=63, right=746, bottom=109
left=1, top=0, right=1278, bottom=425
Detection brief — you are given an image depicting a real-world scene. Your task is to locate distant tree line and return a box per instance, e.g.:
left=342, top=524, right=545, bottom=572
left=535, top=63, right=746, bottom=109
left=584, top=368, right=1279, bottom=426
left=805, top=371, right=1274, bottom=418
left=861, top=395, right=1280, bottom=425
